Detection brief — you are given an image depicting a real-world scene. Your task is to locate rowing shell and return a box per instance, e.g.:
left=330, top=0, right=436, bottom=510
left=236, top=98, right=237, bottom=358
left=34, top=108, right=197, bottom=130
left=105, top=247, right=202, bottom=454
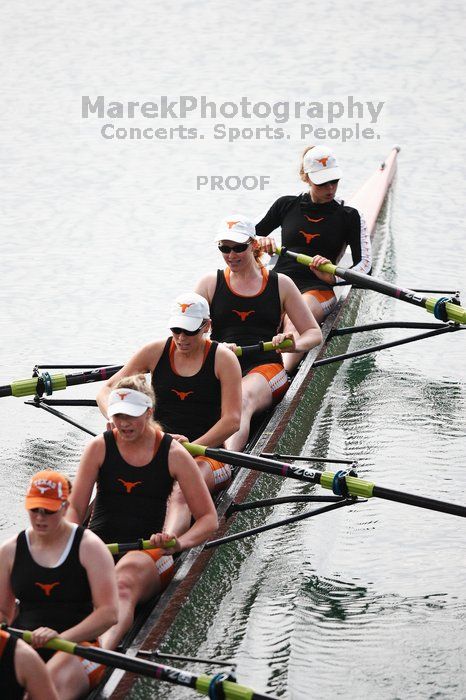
left=93, top=147, right=399, bottom=699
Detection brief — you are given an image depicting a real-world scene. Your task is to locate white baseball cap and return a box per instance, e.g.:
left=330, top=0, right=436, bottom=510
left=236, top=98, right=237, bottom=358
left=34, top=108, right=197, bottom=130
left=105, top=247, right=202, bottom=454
left=303, top=146, right=342, bottom=185
left=214, top=216, right=257, bottom=244
left=108, top=388, right=153, bottom=417
left=167, top=292, right=210, bottom=332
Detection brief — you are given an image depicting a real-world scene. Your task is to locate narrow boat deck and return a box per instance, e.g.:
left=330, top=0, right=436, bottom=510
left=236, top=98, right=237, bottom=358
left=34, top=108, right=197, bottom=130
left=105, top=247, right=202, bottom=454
left=92, top=147, right=399, bottom=699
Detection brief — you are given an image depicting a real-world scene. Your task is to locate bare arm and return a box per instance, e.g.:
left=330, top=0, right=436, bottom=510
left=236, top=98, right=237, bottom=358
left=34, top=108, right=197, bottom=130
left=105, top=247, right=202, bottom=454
left=15, top=640, right=59, bottom=700
left=279, top=275, right=323, bottom=352
left=194, top=273, right=218, bottom=306
left=95, top=340, right=165, bottom=418
left=152, top=441, right=218, bottom=551
left=67, top=436, right=105, bottom=524
left=193, top=344, right=242, bottom=447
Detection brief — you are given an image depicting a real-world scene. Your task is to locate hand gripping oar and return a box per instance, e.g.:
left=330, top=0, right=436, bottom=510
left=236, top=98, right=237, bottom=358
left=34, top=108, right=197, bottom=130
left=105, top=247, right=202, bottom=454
left=0, top=341, right=293, bottom=400
left=106, top=538, right=176, bottom=555
left=276, top=246, right=466, bottom=325
left=183, top=443, right=466, bottom=519
left=2, top=626, right=278, bottom=700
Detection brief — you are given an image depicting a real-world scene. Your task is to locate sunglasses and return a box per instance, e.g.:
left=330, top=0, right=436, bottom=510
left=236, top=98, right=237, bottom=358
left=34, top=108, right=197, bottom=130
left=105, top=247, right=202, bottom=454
left=30, top=507, right=60, bottom=515
left=218, top=243, right=250, bottom=254
left=170, top=322, right=206, bottom=337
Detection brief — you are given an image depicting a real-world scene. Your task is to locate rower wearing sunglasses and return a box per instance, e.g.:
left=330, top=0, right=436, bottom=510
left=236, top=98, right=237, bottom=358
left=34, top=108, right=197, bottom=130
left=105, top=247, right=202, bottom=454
left=256, top=145, right=371, bottom=370
left=94, top=293, right=241, bottom=533
left=0, top=471, right=118, bottom=699
left=195, top=217, right=322, bottom=451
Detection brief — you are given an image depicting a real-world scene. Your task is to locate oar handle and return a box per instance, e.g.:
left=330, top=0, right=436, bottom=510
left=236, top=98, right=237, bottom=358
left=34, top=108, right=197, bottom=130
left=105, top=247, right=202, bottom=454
left=107, top=538, right=176, bottom=555
left=235, top=338, right=293, bottom=357
left=276, top=246, right=337, bottom=276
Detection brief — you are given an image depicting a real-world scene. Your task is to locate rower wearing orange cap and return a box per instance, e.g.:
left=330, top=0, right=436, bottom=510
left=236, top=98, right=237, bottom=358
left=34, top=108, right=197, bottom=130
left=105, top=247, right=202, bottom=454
left=0, top=471, right=118, bottom=699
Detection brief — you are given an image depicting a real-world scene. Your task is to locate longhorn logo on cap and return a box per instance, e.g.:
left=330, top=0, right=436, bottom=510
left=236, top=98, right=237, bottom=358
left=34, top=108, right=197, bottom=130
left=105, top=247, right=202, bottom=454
left=317, top=157, right=329, bottom=167
left=226, top=221, right=239, bottom=228
left=117, top=391, right=130, bottom=400
left=178, top=303, right=194, bottom=313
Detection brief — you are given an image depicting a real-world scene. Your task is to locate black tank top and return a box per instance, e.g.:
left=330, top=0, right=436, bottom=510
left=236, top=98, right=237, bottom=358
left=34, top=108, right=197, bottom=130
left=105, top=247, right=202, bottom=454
left=89, top=430, right=174, bottom=543
left=11, top=526, right=93, bottom=638
left=0, top=631, right=23, bottom=700
left=210, top=267, right=282, bottom=372
left=152, top=338, right=222, bottom=443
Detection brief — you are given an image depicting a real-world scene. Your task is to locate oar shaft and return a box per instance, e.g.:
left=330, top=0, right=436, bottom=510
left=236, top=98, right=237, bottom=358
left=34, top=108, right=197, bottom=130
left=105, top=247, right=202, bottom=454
left=184, top=443, right=466, bottom=519
left=4, top=626, right=278, bottom=699
left=0, top=365, right=123, bottom=399
left=277, top=247, right=466, bottom=324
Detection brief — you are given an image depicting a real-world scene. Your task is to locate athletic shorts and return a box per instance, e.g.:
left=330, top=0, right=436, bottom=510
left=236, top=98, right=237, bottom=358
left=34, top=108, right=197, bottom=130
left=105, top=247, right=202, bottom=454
left=195, top=455, right=231, bottom=487
left=248, top=363, right=289, bottom=402
left=77, top=641, right=106, bottom=689
left=303, top=288, right=337, bottom=316
left=143, top=548, right=175, bottom=588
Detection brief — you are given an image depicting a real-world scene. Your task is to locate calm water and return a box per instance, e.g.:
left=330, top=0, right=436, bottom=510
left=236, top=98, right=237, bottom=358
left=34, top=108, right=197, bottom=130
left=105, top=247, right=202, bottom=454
left=1, top=1, right=466, bottom=698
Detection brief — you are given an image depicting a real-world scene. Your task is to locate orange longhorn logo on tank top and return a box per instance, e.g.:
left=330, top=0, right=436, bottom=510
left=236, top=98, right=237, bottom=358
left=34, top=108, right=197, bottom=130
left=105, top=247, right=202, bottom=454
left=171, top=389, right=194, bottom=400
left=226, top=221, right=239, bottom=228
left=299, top=230, right=320, bottom=245
left=118, top=479, right=142, bottom=493
left=317, top=156, right=329, bottom=167
left=304, top=215, right=324, bottom=223
left=233, top=310, right=255, bottom=321
left=178, top=303, right=194, bottom=313
left=35, top=582, right=60, bottom=596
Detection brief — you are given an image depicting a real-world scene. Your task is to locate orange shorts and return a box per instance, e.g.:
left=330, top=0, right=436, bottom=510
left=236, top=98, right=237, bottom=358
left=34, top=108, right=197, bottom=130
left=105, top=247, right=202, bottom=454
left=248, top=363, right=289, bottom=402
left=303, top=288, right=337, bottom=316
left=143, top=548, right=175, bottom=589
left=195, top=455, right=231, bottom=487
left=77, top=641, right=106, bottom=689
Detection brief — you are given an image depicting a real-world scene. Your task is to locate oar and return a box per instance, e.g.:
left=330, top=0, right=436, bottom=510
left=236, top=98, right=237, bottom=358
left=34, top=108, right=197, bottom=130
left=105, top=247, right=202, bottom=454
left=276, top=246, right=466, bottom=325
left=183, top=443, right=466, bottom=519
left=3, top=626, right=277, bottom=700
left=0, top=365, right=123, bottom=399
left=106, top=538, right=176, bottom=555
left=0, top=341, right=292, bottom=400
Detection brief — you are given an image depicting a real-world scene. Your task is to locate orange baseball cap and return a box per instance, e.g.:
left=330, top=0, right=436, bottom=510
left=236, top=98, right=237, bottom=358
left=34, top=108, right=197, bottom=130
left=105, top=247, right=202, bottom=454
left=25, top=470, right=70, bottom=511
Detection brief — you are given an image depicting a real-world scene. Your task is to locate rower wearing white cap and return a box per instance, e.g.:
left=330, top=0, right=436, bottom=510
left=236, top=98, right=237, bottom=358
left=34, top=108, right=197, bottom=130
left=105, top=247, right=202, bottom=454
left=68, top=375, right=218, bottom=650
left=195, top=216, right=322, bottom=451
left=256, top=145, right=371, bottom=370
left=92, top=292, right=241, bottom=533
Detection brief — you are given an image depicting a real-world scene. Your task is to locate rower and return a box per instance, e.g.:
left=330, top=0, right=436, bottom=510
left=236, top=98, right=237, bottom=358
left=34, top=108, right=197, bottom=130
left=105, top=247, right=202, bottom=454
left=0, top=628, right=59, bottom=700
left=95, top=292, right=242, bottom=533
left=195, top=217, right=322, bottom=451
left=0, top=471, right=118, bottom=699
left=67, top=376, right=218, bottom=650
left=256, top=144, right=370, bottom=370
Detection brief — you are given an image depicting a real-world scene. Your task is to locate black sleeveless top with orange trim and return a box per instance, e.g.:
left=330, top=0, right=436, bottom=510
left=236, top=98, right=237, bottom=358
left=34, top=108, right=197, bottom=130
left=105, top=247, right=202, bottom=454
left=89, top=429, right=174, bottom=544
left=11, top=526, right=93, bottom=641
left=0, top=631, right=23, bottom=699
left=210, top=267, right=282, bottom=372
left=152, top=338, right=222, bottom=443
